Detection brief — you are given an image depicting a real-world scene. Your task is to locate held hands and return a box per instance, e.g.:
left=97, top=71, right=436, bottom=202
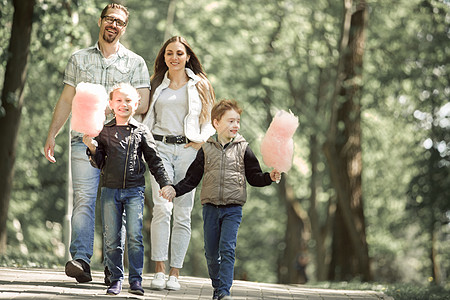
left=160, top=185, right=176, bottom=202
left=82, top=134, right=97, bottom=154
left=270, top=169, right=282, bottom=183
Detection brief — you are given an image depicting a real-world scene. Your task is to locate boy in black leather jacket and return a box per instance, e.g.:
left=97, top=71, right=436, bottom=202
left=83, top=83, right=171, bottom=296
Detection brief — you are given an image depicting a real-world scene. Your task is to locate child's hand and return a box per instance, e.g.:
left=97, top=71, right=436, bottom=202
left=270, top=169, right=281, bottom=182
left=160, top=185, right=176, bottom=202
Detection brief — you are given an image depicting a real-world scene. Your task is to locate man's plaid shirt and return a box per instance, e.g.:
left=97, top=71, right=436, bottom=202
left=64, top=42, right=150, bottom=138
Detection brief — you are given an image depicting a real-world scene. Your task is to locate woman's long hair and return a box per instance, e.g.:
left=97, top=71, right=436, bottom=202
left=150, top=36, right=215, bottom=124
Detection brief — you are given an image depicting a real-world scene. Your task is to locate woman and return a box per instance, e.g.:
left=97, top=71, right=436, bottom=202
left=143, top=36, right=215, bottom=291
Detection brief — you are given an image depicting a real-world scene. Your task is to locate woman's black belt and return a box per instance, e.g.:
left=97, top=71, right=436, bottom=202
left=153, top=134, right=190, bottom=144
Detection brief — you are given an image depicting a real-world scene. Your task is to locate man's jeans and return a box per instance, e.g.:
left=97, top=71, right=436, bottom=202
left=101, top=186, right=145, bottom=284
left=150, top=141, right=197, bottom=268
left=70, top=140, right=100, bottom=264
left=202, top=204, right=243, bottom=297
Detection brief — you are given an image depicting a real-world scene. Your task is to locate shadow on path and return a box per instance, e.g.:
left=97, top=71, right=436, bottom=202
left=0, top=267, right=393, bottom=300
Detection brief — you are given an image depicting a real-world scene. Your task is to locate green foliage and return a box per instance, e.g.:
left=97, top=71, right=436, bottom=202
left=3, top=0, right=96, bottom=259
left=360, top=0, right=450, bottom=285
left=384, top=283, right=450, bottom=300
left=307, top=281, right=450, bottom=300
left=2, top=0, right=449, bottom=287
left=0, top=249, right=64, bottom=269
left=235, top=186, right=287, bottom=282
left=0, top=0, right=13, bottom=104
left=397, top=0, right=450, bottom=283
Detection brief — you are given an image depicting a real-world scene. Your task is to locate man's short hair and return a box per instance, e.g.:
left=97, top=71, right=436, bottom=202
left=101, top=3, right=129, bottom=23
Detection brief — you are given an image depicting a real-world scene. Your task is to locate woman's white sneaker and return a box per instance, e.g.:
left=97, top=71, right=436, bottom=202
left=150, top=272, right=166, bottom=290
left=165, top=275, right=181, bottom=290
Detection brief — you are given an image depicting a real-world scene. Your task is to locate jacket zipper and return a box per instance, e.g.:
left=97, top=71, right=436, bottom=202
left=137, top=152, right=141, bottom=174
left=219, top=146, right=226, bottom=202
left=123, top=128, right=132, bottom=189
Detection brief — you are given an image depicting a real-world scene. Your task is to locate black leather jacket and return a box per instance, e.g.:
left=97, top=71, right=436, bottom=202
left=87, top=118, right=171, bottom=189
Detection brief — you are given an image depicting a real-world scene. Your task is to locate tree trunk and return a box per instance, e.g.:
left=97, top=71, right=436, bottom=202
left=309, top=67, right=335, bottom=281
left=164, top=0, right=177, bottom=41
left=430, top=221, right=440, bottom=285
left=278, top=178, right=310, bottom=284
left=323, top=1, right=371, bottom=281
left=309, top=134, right=334, bottom=281
left=0, top=0, right=35, bottom=254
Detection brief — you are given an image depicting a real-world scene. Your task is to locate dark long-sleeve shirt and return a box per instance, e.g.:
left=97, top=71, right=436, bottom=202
left=174, top=140, right=272, bottom=199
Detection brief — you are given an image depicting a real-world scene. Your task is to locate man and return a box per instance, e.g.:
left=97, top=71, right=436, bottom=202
left=43, top=3, right=150, bottom=283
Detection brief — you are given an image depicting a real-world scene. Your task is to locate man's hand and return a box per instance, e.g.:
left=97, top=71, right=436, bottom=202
left=44, top=136, right=56, bottom=163
left=43, top=84, right=76, bottom=164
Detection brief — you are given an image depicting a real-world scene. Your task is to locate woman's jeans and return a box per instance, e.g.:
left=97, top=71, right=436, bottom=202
left=150, top=141, right=197, bottom=268
left=70, top=140, right=100, bottom=264
left=101, top=186, right=145, bottom=284
left=203, top=204, right=243, bottom=297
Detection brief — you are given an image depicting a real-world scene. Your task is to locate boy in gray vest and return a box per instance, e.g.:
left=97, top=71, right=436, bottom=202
left=161, top=99, right=281, bottom=300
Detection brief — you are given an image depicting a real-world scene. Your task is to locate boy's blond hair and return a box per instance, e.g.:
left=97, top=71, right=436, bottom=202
left=211, top=99, right=242, bottom=127
left=109, top=83, right=140, bottom=103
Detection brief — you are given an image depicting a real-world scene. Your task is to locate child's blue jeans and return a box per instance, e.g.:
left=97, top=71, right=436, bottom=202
left=202, top=203, right=243, bottom=297
left=101, top=186, right=145, bottom=284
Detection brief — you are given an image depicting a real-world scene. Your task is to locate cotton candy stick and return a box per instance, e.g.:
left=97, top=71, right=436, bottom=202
left=261, top=110, right=299, bottom=182
left=71, top=82, right=108, bottom=137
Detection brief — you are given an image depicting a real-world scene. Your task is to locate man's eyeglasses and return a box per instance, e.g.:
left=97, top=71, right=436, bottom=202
left=102, top=15, right=126, bottom=28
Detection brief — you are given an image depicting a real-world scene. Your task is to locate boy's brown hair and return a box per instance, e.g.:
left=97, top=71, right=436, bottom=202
left=211, top=99, right=242, bottom=126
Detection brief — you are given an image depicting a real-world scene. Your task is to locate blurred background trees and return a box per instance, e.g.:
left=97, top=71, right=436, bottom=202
left=0, top=0, right=448, bottom=288
left=0, top=0, right=35, bottom=255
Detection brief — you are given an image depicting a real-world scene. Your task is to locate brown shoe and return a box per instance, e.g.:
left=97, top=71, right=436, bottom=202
left=65, top=259, right=92, bottom=283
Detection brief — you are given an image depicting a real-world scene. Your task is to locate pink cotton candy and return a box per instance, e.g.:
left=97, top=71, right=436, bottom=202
left=260, top=110, right=299, bottom=173
left=71, top=82, right=108, bottom=137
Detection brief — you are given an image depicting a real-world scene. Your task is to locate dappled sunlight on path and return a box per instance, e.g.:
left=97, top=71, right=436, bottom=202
left=0, top=267, right=393, bottom=299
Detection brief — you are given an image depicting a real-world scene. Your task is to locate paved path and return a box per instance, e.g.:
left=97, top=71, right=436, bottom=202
left=0, top=268, right=393, bottom=299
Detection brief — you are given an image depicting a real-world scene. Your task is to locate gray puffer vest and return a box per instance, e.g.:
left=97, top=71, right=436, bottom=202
left=200, top=134, right=248, bottom=206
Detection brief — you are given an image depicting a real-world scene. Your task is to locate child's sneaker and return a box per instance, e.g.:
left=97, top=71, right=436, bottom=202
left=128, top=281, right=144, bottom=295
left=106, top=280, right=122, bottom=295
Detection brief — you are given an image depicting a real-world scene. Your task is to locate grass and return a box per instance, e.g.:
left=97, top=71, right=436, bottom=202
left=383, top=283, right=450, bottom=300
left=306, top=281, right=450, bottom=300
